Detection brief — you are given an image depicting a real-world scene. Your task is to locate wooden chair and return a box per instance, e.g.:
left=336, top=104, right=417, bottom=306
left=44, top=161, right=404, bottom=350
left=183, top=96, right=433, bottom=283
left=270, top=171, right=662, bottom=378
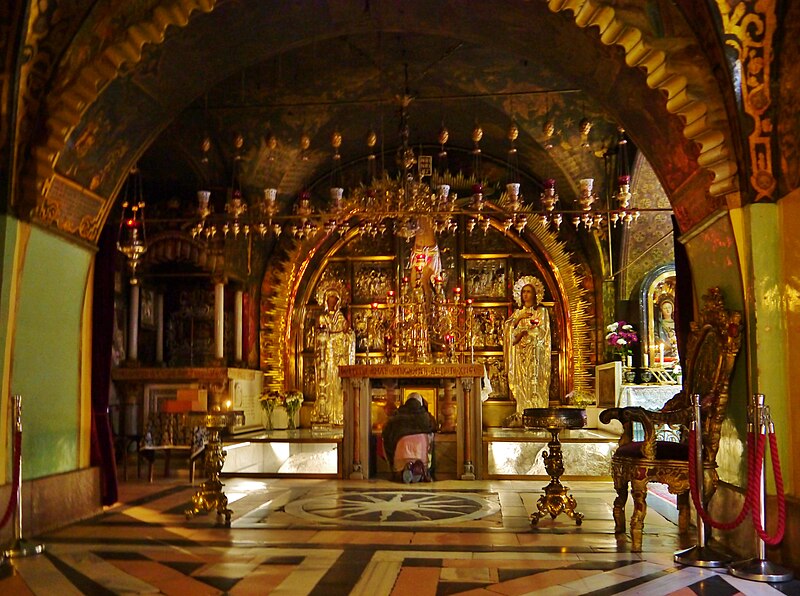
left=599, top=288, right=742, bottom=552
left=139, top=412, right=206, bottom=483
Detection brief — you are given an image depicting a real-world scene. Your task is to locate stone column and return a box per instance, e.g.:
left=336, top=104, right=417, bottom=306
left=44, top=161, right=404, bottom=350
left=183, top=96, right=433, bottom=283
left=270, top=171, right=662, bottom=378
left=127, top=283, right=140, bottom=362
left=214, top=280, right=225, bottom=362
left=350, top=382, right=363, bottom=479
left=460, top=377, right=476, bottom=480
left=234, top=289, right=243, bottom=363
left=155, top=293, right=164, bottom=364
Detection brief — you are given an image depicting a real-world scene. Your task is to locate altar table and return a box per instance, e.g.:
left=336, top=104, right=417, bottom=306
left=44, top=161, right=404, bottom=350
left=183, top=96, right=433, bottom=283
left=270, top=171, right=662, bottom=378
left=618, top=384, right=680, bottom=410
left=339, top=363, right=484, bottom=480
left=618, top=384, right=680, bottom=441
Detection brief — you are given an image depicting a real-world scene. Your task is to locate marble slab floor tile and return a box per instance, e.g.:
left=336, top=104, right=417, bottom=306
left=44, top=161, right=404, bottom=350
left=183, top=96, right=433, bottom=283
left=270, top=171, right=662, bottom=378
left=1, top=478, right=796, bottom=595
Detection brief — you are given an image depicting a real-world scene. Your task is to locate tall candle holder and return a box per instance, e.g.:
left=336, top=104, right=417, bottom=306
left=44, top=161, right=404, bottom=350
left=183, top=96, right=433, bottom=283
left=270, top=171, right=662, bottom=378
left=366, top=302, right=380, bottom=364
left=406, top=262, right=432, bottom=363
left=185, top=409, right=245, bottom=526
left=371, top=268, right=476, bottom=364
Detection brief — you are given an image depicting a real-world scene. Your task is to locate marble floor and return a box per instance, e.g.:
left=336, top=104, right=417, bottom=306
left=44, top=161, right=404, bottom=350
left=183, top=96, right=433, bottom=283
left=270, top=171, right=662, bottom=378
left=1, top=472, right=798, bottom=595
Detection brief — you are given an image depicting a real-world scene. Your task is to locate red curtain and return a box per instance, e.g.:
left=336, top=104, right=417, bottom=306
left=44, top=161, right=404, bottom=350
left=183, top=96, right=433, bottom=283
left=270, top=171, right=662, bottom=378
left=90, top=226, right=119, bottom=505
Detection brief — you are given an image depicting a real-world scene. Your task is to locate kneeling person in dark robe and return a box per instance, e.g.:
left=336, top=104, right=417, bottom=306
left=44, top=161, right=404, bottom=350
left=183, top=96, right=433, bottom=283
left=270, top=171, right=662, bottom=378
left=381, top=392, right=437, bottom=482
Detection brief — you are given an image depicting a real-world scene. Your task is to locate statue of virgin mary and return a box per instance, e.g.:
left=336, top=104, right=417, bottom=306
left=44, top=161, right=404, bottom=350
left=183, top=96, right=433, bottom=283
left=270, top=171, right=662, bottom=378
left=504, top=275, right=551, bottom=421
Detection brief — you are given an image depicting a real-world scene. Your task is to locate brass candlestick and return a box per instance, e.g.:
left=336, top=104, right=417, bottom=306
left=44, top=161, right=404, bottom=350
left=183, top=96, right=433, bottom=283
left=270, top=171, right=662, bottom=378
left=524, top=407, right=586, bottom=526
left=185, top=410, right=244, bottom=526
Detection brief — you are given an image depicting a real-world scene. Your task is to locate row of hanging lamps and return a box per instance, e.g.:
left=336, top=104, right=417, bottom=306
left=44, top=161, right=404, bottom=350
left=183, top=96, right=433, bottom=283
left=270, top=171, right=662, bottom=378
left=503, top=119, right=528, bottom=234
left=256, top=132, right=280, bottom=237
left=538, top=93, right=561, bottom=228
left=575, top=177, right=601, bottom=230
left=324, top=129, right=348, bottom=235
left=539, top=178, right=561, bottom=228
left=180, top=88, right=647, bottom=242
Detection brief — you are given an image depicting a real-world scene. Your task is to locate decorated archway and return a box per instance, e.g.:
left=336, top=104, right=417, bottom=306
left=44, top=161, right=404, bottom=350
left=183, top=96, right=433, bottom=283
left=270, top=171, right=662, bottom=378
left=259, top=213, right=591, bottom=409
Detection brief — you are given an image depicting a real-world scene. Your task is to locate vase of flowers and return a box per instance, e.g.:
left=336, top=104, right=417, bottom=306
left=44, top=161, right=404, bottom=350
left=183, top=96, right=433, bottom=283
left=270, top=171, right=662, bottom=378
left=259, top=390, right=281, bottom=431
left=283, top=389, right=304, bottom=430
left=605, top=320, right=639, bottom=366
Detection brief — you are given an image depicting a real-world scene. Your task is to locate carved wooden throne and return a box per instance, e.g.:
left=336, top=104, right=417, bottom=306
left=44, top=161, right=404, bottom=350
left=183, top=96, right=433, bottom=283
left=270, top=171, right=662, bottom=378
left=599, top=288, right=742, bottom=552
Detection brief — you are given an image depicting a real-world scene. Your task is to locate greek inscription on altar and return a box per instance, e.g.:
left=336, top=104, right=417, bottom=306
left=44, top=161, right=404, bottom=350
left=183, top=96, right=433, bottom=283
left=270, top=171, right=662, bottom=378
left=338, top=363, right=483, bottom=378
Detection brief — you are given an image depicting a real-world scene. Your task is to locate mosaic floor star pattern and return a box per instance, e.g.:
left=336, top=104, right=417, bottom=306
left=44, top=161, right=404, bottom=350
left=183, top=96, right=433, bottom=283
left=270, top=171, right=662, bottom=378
left=1, top=476, right=798, bottom=595
left=254, top=489, right=500, bottom=526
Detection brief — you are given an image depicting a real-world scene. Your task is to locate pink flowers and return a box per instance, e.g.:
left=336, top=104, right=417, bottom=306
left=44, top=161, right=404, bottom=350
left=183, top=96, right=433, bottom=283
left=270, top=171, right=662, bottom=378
left=606, top=321, right=638, bottom=355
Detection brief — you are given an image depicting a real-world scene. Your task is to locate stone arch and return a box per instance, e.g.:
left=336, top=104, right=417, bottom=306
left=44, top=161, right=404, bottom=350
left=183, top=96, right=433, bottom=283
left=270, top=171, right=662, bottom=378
left=23, top=0, right=739, bottom=244
left=24, top=0, right=218, bottom=232
left=545, top=0, right=737, bottom=197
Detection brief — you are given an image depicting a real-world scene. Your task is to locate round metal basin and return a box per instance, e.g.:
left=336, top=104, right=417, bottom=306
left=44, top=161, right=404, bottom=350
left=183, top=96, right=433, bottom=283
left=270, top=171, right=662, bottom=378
left=523, top=407, right=586, bottom=431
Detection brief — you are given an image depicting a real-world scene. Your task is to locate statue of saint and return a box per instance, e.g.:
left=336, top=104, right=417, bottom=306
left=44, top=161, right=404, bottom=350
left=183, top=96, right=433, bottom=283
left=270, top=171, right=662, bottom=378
left=656, top=297, right=678, bottom=360
left=504, top=276, right=551, bottom=424
left=313, top=281, right=355, bottom=425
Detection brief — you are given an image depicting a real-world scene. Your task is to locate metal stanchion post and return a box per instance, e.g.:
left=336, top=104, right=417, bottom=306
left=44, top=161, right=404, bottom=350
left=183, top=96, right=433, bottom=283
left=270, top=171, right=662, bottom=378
left=729, top=394, right=793, bottom=582
left=3, top=395, right=44, bottom=558
left=674, top=394, right=730, bottom=567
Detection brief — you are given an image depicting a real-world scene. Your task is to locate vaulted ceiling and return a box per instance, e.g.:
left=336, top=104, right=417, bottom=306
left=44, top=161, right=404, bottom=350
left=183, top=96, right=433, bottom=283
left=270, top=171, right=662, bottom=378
left=20, top=0, right=738, bottom=240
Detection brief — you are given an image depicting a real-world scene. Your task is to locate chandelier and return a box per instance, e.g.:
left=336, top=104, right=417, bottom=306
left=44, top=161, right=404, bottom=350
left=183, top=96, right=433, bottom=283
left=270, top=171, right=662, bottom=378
left=184, top=98, right=646, bottom=245
left=116, top=164, right=147, bottom=282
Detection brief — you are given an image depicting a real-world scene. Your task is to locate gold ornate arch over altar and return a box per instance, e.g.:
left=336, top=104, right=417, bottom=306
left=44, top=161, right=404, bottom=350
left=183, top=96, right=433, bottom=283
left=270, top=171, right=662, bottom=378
left=259, top=214, right=591, bottom=404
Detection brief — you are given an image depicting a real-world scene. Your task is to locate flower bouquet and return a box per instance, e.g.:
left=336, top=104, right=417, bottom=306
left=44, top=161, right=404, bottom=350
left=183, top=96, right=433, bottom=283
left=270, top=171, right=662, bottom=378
left=283, top=390, right=304, bottom=430
left=259, top=390, right=282, bottom=430
left=605, top=321, right=638, bottom=365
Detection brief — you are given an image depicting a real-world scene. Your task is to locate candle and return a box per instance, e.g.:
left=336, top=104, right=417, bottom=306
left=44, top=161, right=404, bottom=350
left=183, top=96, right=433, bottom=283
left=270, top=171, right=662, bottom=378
left=643, top=353, right=649, bottom=368
left=454, top=287, right=461, bottom=302
left=659, top=342, right=665, bottom=366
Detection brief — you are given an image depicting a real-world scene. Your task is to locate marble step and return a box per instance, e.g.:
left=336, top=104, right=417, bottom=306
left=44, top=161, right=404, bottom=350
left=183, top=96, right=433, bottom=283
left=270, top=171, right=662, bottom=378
left=484, top=426, right=619, bottom=478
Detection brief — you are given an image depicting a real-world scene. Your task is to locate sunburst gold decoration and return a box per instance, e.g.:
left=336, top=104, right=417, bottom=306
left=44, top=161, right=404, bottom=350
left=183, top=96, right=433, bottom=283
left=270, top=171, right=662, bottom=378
left=260, top=193, right=592, bottom=401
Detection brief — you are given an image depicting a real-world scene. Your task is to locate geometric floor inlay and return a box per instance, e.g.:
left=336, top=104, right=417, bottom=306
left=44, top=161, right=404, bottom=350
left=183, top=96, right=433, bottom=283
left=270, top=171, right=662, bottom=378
left=6, top=479, right=795, bottom=595
left=282, top=490, right=500, bottom=526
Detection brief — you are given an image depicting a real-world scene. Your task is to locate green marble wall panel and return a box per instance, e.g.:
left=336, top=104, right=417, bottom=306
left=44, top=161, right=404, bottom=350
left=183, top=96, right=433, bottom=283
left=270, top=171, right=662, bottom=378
left=12, top=227, right=92, bottom=479
left=682, top=212, right=747, bottom=486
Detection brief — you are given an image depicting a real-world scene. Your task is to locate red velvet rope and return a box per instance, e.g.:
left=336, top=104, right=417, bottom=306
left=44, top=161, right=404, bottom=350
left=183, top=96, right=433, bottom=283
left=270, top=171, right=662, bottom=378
left=750, top=432, right=787, bottom=546
left=688, top=427, right=787, bottom=545
left=687, top=429, right=753, bottom=530
left=0, top=430, right=22, bottom=529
